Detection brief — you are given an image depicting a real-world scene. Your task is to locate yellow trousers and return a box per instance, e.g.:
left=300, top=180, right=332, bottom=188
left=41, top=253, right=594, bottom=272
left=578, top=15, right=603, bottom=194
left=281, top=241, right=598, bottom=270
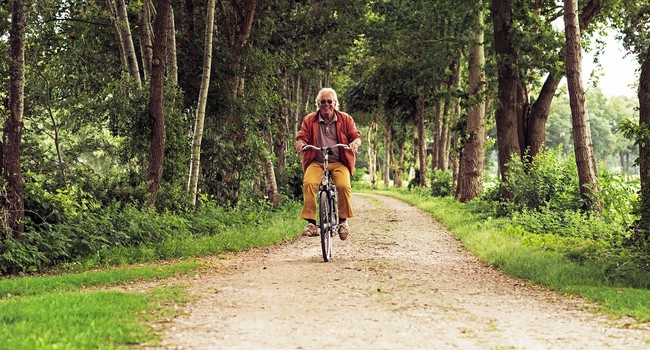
left=301, top=162, right=354, bottom=221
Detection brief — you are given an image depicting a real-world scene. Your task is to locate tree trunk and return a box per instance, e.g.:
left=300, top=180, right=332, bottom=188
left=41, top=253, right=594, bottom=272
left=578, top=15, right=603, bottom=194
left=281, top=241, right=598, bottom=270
left=432, top=96, right=443, bottom=169
left=263, top=154, right=280, bottom=207
left=395, top=143, right=405, bottom=188
left=524, top=0, right=601, bottom=159
left=491, top=0, right=521, bottom=186
left=292, top=74, right=302, bottom=136
left=138, top=0, right=154, bottom=80
left=187, top=0, right=216, bottom=206
left=440, top=96, right=451, bottom=171
left=637, top=45, right=650, bottom=234
left=114, top=0, right=142, bottom=86
left=367, top=115, right=378, bottom=188
left=417, top=84, right=427, bottom=187
left=444, top=52, right=462, bottom=172
left=383, top=118, right=392, bottom=188
left=527, top=74, right=561, bottom=157
left=167, top=6, right=178, bottom=84
left=220, top=0, right=256, bottom=98
left=2, top=0, right=27, bottom=237
left=145, top=0, right=171, bottom=207
left=563, top=0, right=600, bottom=209
left=105, top=0, right=128, bottom=70
left=457, top=12, right=486, bottom=202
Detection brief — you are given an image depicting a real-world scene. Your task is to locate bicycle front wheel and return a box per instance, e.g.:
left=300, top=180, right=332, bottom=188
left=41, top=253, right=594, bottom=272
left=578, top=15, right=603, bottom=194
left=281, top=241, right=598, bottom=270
left=319, top=191, right=332, bottom=262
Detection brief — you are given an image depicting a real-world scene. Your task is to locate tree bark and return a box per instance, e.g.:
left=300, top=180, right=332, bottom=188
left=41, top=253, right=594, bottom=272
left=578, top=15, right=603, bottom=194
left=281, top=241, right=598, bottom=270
left=637, top=45, right=650, bottom=233
left=563, top=0, right=600, bottom=209
left=525, top=0, right=601, bottom=158
left=114, top=0, right=142, bottom=86
left=105, top=0, right=128, bottom=70
left=138, top=0, right=154, bottom=80
left=145, top=0, right=171, bottom=207
left=220, top=0, right=256, bottom=98
left=491, top=0, right=521, bottom=186
left=166, top=7, right=178, bottom=84
left=417, top=84, right=427, bottom=187
left=367, top=114, right=378, bottom=188
left=187, top=0, right=216, bottom=206
left=527, top=74, right=561, bottom=156
left=3, top=0, right=27, bottom=237
left=263, top=154, right=280, bottom=207
left=383, top=117, right=393, bottom=188
left=458, top=12, right=487, bottom=202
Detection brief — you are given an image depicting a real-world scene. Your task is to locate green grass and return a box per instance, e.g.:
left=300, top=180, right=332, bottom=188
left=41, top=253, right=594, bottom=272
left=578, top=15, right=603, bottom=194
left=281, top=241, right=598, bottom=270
left=0, top=285, right=189, bottom=350
left=0, top=261, right=199, bottom=299
left=365, top=189, right=650, bottom=323
left=0, top=201, right=306, bottom=349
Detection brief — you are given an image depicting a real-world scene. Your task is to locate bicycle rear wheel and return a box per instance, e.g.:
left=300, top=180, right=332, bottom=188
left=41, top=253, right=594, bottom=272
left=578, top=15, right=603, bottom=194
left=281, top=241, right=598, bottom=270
left=319, top=191, right=332, bottom=262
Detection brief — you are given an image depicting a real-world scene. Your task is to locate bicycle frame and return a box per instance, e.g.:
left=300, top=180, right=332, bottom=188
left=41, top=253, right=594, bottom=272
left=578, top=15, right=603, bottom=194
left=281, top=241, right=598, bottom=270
left=302, top=143, right=350, bottom=261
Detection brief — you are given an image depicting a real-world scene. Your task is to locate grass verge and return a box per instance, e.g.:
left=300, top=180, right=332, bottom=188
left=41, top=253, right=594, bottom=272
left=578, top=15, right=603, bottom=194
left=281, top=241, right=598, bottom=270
left=0, top=201, right=305, bottom=349
left=365, top=189, right=650, bottom=323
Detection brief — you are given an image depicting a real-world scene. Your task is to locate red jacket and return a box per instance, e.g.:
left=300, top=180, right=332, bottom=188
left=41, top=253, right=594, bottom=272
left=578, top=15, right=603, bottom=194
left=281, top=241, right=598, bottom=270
left=296, top=110, right=362, bottom=175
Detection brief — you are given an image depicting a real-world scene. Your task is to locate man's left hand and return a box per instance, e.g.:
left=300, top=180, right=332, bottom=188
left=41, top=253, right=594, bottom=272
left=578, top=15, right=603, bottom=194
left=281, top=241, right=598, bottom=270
left=349, top=142, right=359, bottom=153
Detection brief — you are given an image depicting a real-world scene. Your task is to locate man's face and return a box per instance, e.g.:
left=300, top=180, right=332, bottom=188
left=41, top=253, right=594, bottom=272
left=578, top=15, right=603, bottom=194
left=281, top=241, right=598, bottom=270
left=318, top=93, right=336, bottom=119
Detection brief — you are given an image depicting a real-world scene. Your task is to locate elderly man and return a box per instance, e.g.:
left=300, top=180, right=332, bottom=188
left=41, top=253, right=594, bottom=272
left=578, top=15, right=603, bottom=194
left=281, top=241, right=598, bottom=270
left=295, top=88, right=362, bottom=240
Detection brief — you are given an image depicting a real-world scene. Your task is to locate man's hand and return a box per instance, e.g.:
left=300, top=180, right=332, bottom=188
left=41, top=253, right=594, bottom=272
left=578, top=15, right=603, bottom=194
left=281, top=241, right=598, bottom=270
left=295, top=140, right=306, bottom=155
left=349, top=138, right=361, bottom=153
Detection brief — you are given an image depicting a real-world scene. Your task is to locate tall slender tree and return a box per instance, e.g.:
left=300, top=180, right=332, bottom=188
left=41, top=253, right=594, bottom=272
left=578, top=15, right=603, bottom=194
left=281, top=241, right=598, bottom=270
left=112, top=0, right=141, bottom=86
left=563, top=0, right=600, bottom=209
left=457, top=9, right=487, bottom=202
left=138, top=0, right=154, bottom=80
left=2, top=0, right=27, bottom=237
left=187, top=0, right=216, bottom=206
left=145, top=0, right=172, bottom=206
left=491, top=0, right=521, bottom=186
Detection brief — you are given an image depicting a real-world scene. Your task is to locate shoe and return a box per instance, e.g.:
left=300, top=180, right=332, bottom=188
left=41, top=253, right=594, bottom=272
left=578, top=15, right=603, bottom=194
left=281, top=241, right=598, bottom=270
left=301, top=223, right=319, bottom=237
left=338, top=222, right=350, bottom=240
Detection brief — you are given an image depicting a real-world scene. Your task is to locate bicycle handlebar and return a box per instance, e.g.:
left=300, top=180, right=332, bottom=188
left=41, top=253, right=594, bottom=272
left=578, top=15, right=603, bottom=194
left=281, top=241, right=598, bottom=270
left=301, top=144, right=351, bottom=153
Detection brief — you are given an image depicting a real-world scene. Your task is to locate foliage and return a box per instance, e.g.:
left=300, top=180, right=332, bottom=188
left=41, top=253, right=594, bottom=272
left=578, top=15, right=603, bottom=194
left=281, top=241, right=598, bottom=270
left=429, top=169, right=453, bottom=197
left=0, top=184, right=302, bottom=275
left=504, top=147, right=582, bottom=213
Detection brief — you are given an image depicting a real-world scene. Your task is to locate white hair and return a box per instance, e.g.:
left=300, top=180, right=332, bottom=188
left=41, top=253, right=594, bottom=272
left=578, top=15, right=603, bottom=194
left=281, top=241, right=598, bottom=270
left=315, top=87, right=339, bottom=111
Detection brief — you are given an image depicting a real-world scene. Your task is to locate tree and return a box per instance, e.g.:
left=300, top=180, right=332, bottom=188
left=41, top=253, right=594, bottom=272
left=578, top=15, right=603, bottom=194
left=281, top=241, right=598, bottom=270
left=110, top=0, right=141, bottom=86
left=457, top=9, right=487, bottom=202
left=2, top=0, right=27, bottom=237
left=491, top=0, right=521, bottom=186
left=564, top=0, right=601, bottom=209
left=187, top=0, right=216, bottom=206
left=145, top=0, right=171, bottom=207
left=138, top=0, right=154, bottom=80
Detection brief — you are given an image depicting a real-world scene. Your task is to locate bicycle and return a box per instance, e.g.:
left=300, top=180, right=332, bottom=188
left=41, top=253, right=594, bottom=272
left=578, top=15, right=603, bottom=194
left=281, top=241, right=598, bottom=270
left=301, top=143, right=351, bottom=262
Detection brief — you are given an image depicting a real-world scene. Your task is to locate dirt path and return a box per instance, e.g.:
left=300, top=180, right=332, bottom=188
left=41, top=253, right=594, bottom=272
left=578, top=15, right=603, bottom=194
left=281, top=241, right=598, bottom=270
left=147, top=193, right=649, bottom=349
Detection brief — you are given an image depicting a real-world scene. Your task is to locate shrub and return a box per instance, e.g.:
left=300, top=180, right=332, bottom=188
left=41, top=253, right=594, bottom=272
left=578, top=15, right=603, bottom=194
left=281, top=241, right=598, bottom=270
left=429, top=169, right=453, bottom=197
left=505, top=147, right=581, bottom=213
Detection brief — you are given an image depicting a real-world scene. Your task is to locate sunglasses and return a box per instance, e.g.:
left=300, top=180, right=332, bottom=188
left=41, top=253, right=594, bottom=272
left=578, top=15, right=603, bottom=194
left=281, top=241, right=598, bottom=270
left=320, top=99, right=334, bottom=105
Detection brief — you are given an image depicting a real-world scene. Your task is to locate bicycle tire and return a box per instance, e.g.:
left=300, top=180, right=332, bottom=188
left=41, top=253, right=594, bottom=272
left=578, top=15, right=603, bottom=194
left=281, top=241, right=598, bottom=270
left=319, top=191, right=332, bottom=262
